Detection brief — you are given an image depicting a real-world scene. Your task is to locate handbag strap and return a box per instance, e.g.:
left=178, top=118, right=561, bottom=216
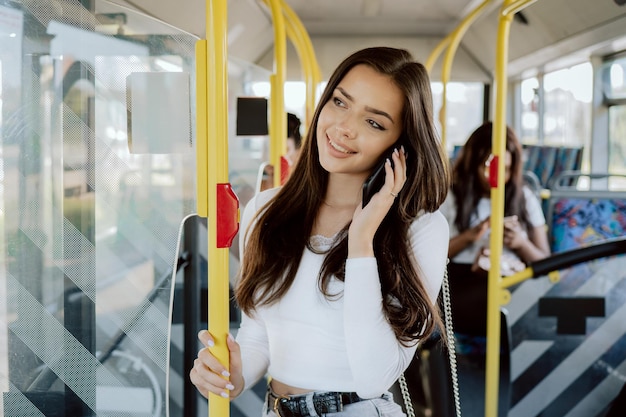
left=398, top=373, right=416, bottom=417
left=399, top=261, right=462, bottom=417
left=441, top=262, right=462, bottom=416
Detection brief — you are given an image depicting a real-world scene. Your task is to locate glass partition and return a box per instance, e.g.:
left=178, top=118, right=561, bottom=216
left=0, top=1, right=198, bottom=415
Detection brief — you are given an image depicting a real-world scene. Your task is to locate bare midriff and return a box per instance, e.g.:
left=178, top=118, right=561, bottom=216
left=270, top=379, right=313, bottom=396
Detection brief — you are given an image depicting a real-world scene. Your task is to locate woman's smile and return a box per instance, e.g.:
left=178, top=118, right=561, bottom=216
left=327, top=137, right=357, bottom=155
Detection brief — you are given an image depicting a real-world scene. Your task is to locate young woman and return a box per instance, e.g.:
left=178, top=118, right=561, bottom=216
left=190, top=47, right=451, bottom=417
left=440, top=121, right=550, bottom=335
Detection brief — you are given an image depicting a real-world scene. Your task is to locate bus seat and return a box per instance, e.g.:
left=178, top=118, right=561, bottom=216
left=507, top=172, right=626, bottom=417
left=546, top=172, right=626, bottom=253
left=523, top=169, right=550, bottom=217
left=523, top=170, right=542, bottom=197
left=523, top=145, right=583, bottom=189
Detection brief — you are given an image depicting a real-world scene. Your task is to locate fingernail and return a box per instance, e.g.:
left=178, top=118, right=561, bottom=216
left=228, top=333, right=235, bottom=342
left=198, top=330, right=214, bottom=347
left=226, top=383, right=235, bottom=390
left=221, top=391, right=229, bottom=398
left=222, top=370, right=230, bottom=377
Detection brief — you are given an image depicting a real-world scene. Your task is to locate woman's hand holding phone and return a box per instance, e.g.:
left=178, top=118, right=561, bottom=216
left=361, top=144, right=406, bottom=207
left=349, top=146, right=407, bottom=257
left=503, top=215, right=527, bottom=249
left=362, top=157, right=390, bottom=206
left=503, top=215, right=517, bottom=227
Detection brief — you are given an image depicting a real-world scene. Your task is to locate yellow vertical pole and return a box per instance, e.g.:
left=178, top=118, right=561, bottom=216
left=199, top=0, right=233, bottom=416
left=267, top=0, right=287, bottom=188
left=486, top=1, right=538, bottom=416
left=485, top=6, right=510, bottom=417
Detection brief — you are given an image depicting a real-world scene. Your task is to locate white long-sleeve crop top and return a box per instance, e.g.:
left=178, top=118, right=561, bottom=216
left=235, top=188, right=449, bottom=399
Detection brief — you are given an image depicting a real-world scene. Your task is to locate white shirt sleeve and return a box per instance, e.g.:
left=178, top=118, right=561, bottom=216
left=236, top=311, right=270, bottom=391
left=411, top=211, right=450, bottom=304
left=439, top=193, right=459, bottom=237
left=343, top=210, right=449, bottom=398
left=523, top=186, right=546, bottom=227
left=234, top=190, right=276, bottom=390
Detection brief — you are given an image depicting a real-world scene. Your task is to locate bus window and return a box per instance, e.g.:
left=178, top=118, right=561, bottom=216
left=431, top=81, right=484, bottom=154
left=605, top=56, right=626, bottom=100
left=520, top=77, right=539, bottom=144
left=609, top=105, right=626, bottom=189
left=543, top=63, right=592, bottom=151
left=606, top=55, right=626, bottom=190
left=520, top=64, right=593, bottom=174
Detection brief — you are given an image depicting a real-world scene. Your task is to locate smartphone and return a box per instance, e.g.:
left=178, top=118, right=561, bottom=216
left=362, top=145, right=399, bottom=206
left=503, top=215, right=517, bottom=229
left=503, top=215, right=517, bottom=224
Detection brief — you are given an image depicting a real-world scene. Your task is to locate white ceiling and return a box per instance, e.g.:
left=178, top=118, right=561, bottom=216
left=104, top=0, right=626, bottom=81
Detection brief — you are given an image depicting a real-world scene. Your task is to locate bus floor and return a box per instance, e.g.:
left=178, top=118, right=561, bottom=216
left=456, top=350, right=511, bottom=417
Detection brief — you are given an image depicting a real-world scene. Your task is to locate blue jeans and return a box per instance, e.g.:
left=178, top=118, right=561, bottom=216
left=262, top=390, right=406, bottom=417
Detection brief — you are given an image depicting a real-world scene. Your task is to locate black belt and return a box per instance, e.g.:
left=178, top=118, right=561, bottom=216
left=267, top=389, right=364, bottom=417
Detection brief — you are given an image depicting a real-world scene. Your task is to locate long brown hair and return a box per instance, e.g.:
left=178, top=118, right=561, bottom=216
left=451, top=121, right=531, bottom=232
left=236, top=47, right=450, bottom=345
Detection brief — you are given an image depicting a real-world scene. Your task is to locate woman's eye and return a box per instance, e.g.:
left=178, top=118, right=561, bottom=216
left=333, top=97, right=346, bottom=107
left=368, top=119, right=384, bottom=130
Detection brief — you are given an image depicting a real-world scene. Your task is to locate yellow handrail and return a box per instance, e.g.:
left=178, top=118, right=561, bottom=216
left=267, top=0, right=287, bottom=188
left=281, top=0, right=321, bottom=129
left=439, top=0, right=495, bottom=148
left=500, top=267, right=534, bottom=288
left=198, top=0, right=232, bottom=416
left=262, top=0, right=320, bottom=163
left=502, top=0, right=538, bottom=15
left=425, top=35, right=452, bottom=74
left=282, top=17, right=311, bottom=121
left=486, top=1, right=538, bottom=416
left=198, top=2, right=312, bottom=413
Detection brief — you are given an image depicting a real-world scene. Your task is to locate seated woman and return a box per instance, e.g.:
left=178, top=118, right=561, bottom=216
left=440, top=121, right=550, bottom=337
